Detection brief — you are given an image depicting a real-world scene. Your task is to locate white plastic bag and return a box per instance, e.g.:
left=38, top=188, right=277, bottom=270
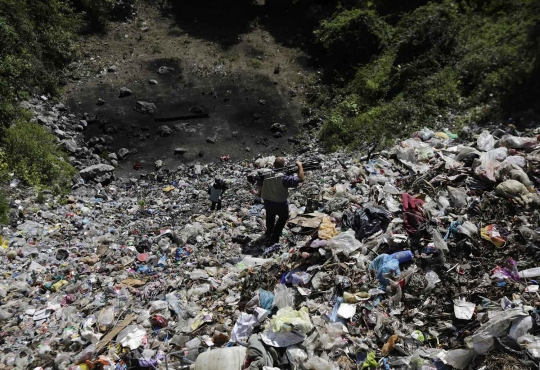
left=274, top=284, right=294, bottom=309
left=477, top=130, right=495, bottom=151
left=327, top=230, right=365, bottom=256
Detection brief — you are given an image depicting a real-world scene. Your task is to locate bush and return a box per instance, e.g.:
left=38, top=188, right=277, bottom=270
left=316, top=0, right=540, bottom=150
left=0, top=0, right=78, bottom=125
left=315, top=8, right=392, bottom=78
left=0, top=192, right=8, bottom=225
left=2, top=121, right=75, bottom=191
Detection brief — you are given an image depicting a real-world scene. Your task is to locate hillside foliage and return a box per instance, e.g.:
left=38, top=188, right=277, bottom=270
left=313, top=0, right=540, bottom=150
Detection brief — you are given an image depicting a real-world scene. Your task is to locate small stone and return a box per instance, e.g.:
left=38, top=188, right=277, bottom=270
left=174, top=148, right=187, bottom=155
left=119, top=87, right=132, bottom=98
left=149, top=79, right=158, bottom=85
left=80, top=120, right=88, bottom=127
left=157, top=66, right=174, bottom=74
left=271, top=123, right=286, bottom=133
left=97, top=98, right=106, bottom=106
left=73, top=125, right=84, bottom=132
left=273, top=132, right=282, bottom=138
left=157, top=125, right=172, bottom=137
left=55, top=103, right=67, bottom=111
left=206, top=137, right=216, bottom=144
left=108, top=153, right=118, bottom=161
left=245, top=147, right=251, bottom=152
left=155, top=160, right=164, bottom=170
left=191, top=106, right=204, bottom=114
left=108, top=65, right=118, bottom=72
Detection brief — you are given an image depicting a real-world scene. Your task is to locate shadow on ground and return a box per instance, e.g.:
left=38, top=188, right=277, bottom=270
left=68, top=58, right=301, bottom=175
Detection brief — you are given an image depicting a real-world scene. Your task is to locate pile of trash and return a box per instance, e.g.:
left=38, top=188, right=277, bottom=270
left=2, top=123, right=540, bottom=370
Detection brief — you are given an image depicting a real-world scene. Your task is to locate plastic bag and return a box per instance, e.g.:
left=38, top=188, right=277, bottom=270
left=97, top=306, right=115, bottom=331
left=327, top=230, right=364, bottom=256
left=473, top=151, right=500, bottom=182
left=346, top=165, right=362, bottom=181
left=259, top=289, right=274, bottom=311
left=457, top=221, right=478, bottom=238
left=495, top=180, right=533, bottom=205
left=504, top=155, right=526, bottom=167
left=369, top=254, right=400, bottom=289
left=304, top=356, right=339, bottom=370
left=500, top=134, right=538, bottom=149
left=432, top=229, right=449, bottom=255
left=273, top=284, right=294, bottom=309
left=488, top=147, right=508, bottom=161
left=318, top=216, right=339, bottom=240
left=477, top=130, right=495, bottom=151
left=425, top=271, right=441, bottom=292
left=447, top=186, right=467, bottom=208
left=270, top=307, right=313, bottom=334
left=418, top=127, right=435, bottom=141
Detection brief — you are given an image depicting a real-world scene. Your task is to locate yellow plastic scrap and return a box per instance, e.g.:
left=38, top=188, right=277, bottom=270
left=318, top=216, right=339, bottom=240
left=481, top=225, right=505, bottom=247
left=270, top=307, right=313, bottom=334
left=0, top=236, right=8, bottom=249
left=162, top=185, right=175, bottom=192
left=361, top=351, right=378, bottom=369
left=434, top=132, right=449, bottom=140
left=51, top=280, right=69, bottom=292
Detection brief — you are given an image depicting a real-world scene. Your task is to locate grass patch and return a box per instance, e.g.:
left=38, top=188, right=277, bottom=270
left=1, top=121, right=76, bottom=192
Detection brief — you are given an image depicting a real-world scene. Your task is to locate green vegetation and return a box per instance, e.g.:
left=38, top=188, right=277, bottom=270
left=0, top=0, right=136, bottom=195
left=2, top=121, right=76, bottom=191
left=314, top=0, right=540, bottom=150
left=0, top=192, right=8, bottom=224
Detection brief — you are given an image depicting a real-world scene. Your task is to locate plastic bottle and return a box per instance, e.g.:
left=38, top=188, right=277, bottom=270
left=518, top=267, right=540, bottom=278
left=390, top=250, right=414, bottom=263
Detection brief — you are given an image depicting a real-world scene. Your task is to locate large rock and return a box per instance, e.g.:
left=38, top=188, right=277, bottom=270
left=80, top=164, right=115, bottom=180
left=61, top=139, right=78, bottom=154
left=157, top=125, right=172, bottom=137
left=117, top=148, right=130, bottom=159
left=134, top=101, right=157, bottom=115
left=119, top=87, right=132, bottom=98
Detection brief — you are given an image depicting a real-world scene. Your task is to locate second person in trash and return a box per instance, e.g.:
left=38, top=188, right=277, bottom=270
left=208, top=178, right=227, bottom=211
left=257, top=157, right=304, bottom=244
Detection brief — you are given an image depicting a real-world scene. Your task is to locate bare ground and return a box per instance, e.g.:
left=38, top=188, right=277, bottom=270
left=64, top=4, right=316, bottom=175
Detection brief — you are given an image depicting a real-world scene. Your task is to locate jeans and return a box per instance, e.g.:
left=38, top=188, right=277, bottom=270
left=211, top=200, right=222, bottom=211
left=265, top=205, right=289, bottom=244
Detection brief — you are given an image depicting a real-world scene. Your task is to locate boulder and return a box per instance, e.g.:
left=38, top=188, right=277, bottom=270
left=61, top=139, right=78, bottom=154
left=119, top=87, right=132, bottom=98
left=117, top=148, right=130, bottom=160
left=134, top=101, right=157, bottom=115
left=80, top=164, right=115, bottom=181
left=157, top=125, right=173, bottom=137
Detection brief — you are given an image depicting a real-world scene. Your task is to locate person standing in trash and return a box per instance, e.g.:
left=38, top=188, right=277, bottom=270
left=258, top=157, right=304, bottom=244
left=208, top=178, right=226, bottom=211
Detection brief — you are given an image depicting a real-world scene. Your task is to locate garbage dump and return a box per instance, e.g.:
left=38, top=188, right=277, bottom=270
left=2, top=120, right=540, bottom=370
